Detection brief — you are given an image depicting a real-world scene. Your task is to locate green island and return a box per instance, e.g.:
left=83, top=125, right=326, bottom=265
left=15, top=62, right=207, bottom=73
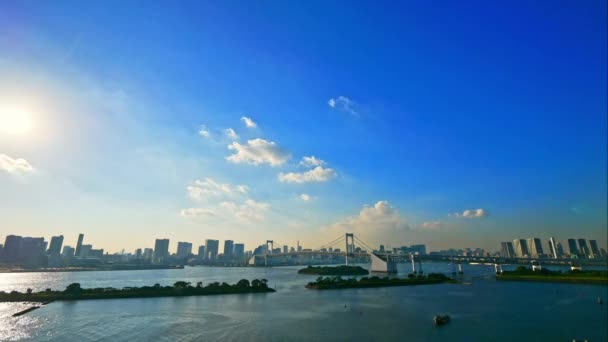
left=306, top=273, right=457, bottom=290
left=0, top=279, right=274, bottom=303
left=497, top=266, right=608, bottom=285
left=298, top=265, right=369, bottom=276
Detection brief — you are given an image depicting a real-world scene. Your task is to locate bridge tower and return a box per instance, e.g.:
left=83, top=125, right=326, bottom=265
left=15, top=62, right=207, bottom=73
left=266, top=240, right=274, bottom=254
left=345, top=233, right=355, bottom=265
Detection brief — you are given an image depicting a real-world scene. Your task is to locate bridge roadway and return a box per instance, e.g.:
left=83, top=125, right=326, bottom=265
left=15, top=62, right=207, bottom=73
left=249, top=251, right=606, bottom=267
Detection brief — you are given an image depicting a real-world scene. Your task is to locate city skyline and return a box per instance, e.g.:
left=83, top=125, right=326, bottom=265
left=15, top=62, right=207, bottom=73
left=1, top=1, right=607, bottom=252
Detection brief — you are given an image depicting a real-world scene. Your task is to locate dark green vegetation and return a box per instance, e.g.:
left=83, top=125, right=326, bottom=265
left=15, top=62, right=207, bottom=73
left=497, top=266, right=608, bottom=285
left=0, top=279, right=274, bottom=302
left=298, top=265, right=369, bottom=276
left=306, top=273, right=456, bottom=290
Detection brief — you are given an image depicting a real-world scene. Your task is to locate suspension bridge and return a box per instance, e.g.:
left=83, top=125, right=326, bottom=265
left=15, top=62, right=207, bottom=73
left=247, top=233, right=427, bottom=273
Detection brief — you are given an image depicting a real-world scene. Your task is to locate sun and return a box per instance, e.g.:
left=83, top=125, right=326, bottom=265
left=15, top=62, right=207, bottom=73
left=0, top=104, right=34, bottom=135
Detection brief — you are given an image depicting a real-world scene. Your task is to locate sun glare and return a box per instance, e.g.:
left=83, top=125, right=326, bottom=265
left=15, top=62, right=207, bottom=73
left=0, top=105, right=34, bottom=135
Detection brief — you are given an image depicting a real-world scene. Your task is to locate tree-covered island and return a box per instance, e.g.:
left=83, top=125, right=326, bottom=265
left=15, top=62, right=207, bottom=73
left=0, top=279, right=274, bottom=302
left=497, top=266, right=608, bottom=284
left=298, top=265, right=369, bottom=276
left=306, top=273, right=457, bottom=290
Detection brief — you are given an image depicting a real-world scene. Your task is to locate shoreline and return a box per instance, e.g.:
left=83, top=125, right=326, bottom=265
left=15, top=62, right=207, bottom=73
left=0, top=265, right=185, bottom=274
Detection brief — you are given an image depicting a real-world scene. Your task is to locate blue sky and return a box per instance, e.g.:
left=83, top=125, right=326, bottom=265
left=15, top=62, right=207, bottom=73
left=0, top=1, right=606, bottom=253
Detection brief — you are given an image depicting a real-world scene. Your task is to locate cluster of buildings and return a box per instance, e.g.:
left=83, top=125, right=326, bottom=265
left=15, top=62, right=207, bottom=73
left=0, top=233, right=104, bottom=268
left=500, top=237, right=605, bottom=259
left=150, top=238, right=248, bottom=265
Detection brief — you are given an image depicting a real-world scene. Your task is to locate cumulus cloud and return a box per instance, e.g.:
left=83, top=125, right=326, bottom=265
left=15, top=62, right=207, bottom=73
left=226, top=138, right=290, bottom=166
left=324, top=201, right=410, bottom=245
left=451, top=209, right=487, bottom=218
left=0, top=153, right=34, bottom=174
left=278, top=166, right=336, bottom=183
left=224, top=128, right=239, bottom=140
left=221, top=199, right=270, bottom=222
left=328, top=96, right=358, bottom=117
left=198, top=125, right=210, bottom=138
left=299, top=156, right=326, bottom=167
left=180, top=208, right=215, bottom=217
left=187, top=178, right=248, bottom=201
left=300, top=193, right=312, bottom=201
left=241, top=116, right=257, bottom=128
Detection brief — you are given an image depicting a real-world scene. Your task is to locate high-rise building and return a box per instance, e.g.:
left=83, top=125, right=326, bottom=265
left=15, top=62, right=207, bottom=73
left=143, top=248, right=154, bottom=260
left=548, top=237, right=558, bottom=259
left=2, top=235, right=23, bottom=261
left=48, top=235, right=64, bottom=255
left=80, top=244, right=93, bottom=257
left=283, top=245, right=288, bottom=254
left=500, top=242, right=516, bottom=258
left=153, top=239, right=170, bottom=264
left=75, top=234, right=84, bottom=257
left=527, top=238, right=544, bottom=258
left=410, top=245, right=427, bottom=255
left=205, top=239, right=219, bottom=260
left=234, top=243, right=245, bottom=258
left=297, top=241, right=302, bottom=252
left=176, top=242, right=193, bottom=259
left=223, top=240, right=234, bottom=259
left=62, top=245, right=75, bottom=257
left=588, top=240, right=601, bottom=258
left=567, top=239, right=579, bottom=257
left=135, top=248, right=142, bottom=259
left=18, top=237, right=46, bottom=260
left=577, top=239, right=590, bottom=258
left=513, top=239, right=529, bottom=258
left=555, top=242, right=565, bottom=258
left=197, top=245, right=206, bottom=259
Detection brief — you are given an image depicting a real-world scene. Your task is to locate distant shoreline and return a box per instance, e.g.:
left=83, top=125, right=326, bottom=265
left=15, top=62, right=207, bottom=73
left=0, top=265, right=185, bottom=274
left=496, top=267, right=608, bottom=285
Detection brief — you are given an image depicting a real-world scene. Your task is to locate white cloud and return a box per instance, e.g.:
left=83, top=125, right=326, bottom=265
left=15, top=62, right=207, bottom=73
left=328, top=96, right=358, bottom=117
left=241, top=116, right=257, bottom=128
left=198, top=125, right=210, bottom=138
left=224, top=128, right=239, bottom=140
left=180, top=208, right=215, bottom=217
left=221, top=199, right=270, bottom=222
left=279, top=166, right=336, bottom=183
left=324, top=201, right=410, bottom=245
left=300, top=193, right=312, bottom=201
left=421, top=221, right=443, bottom=229
left=0, top=153, right=34, bottom=173
left=451, top=209, right=487, bottom=218
left=187, top=178, right=248, bottom=201
left=226, top=138, right=290, bottom=166
left=299, top=156, right=326, bottom=167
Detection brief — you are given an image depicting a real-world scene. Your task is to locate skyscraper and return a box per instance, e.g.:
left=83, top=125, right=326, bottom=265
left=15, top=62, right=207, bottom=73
left=2, top=235, right=22, bottom=261
left=577, top=239, right=590, bottom=258
left=205, top=239, right=219, bottom=261
left=500, top=242, right=515, bottom=258
left=549, top=237, right=558, bottom=259
left=588, top=240, right=601, bottom=258
left=75, top=234, right=84, bottom=257
left=48, top=235, right=64, bottom=255
left=513, top=239, right=529, bottom=257
left=176, top=242, right=193, bottom=259
left=526, top=238, right=544, bottom=258
left=223, top=240, right=234, bottom=259
left=197, top=245, right=206, bottom=259
left=567, top=239, right=579, bottom=257
left=153, top=239, right=170, bottom=264
left=234, top=243, right=245, bottom=258
left=62, top=245, right=75, bottom=257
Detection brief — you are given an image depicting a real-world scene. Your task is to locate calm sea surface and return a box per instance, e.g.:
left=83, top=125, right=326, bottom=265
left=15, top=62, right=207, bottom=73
left=1, top=263, right=607, bottom=341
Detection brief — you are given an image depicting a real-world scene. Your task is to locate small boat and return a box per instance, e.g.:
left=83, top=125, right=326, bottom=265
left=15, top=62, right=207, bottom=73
left=462, top=282, right=472, bottom=286
left=598, top=297, right=602, bottom=305
left=433, top=314, right=451, bottom=326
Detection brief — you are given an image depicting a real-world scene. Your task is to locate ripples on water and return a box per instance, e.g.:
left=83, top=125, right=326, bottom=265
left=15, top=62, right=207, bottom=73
left=1, top=263, right=607, bottom=341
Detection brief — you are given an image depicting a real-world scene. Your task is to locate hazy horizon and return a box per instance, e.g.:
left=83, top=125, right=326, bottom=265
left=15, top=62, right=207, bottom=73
left=1, top=1, right=606, bottom=254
